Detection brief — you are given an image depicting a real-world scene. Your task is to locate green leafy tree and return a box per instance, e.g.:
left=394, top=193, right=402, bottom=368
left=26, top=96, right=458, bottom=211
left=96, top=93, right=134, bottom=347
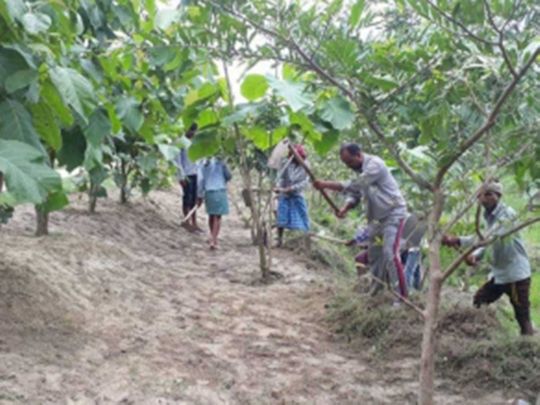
left=194, top=0, right=540, bottom=402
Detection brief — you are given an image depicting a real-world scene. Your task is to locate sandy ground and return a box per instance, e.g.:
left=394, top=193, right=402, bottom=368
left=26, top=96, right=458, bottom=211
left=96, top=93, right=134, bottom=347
left=0, top=187, right=511, bottom=404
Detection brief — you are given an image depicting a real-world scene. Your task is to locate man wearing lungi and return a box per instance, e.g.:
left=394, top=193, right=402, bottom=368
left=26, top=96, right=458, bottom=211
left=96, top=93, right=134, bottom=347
left=273, top=144, right=310, bottom=248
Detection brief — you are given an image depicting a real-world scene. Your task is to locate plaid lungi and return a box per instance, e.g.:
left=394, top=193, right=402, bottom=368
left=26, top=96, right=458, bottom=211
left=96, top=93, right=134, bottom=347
left=277, top=194, right=310, bottom=231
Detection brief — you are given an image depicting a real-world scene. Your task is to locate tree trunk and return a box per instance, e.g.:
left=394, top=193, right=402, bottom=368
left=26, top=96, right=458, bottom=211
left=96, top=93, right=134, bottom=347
left=34, top=150, right=56, bottom=236
left=221, top=57, right=271, bottom=279
left=256, top=173, right=270, bottom=279
left=89, top=193, right=98, bottom=213
left=119, top=159, right=128, bottom=204
left=0, top=172, right=4, bottom=193
left=35, top=205, right=49, bottom=236
left=418, top=190, right=445, bottom=405
left=419, top=256, right=442, bottom=405
left=266, top=186, right=274, bottom=273
left=89, top=180, right=98, bottom=213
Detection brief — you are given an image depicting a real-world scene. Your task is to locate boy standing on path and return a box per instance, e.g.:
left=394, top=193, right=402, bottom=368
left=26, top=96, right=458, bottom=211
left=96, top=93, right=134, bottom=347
left=175, top=124, right=200, bottom=232
left=197, top=156, right=232, bottom=250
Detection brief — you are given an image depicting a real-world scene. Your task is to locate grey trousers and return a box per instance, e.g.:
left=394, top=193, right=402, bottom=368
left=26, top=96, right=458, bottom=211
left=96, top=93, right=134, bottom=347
left=367, top=212, right=407, bottom=296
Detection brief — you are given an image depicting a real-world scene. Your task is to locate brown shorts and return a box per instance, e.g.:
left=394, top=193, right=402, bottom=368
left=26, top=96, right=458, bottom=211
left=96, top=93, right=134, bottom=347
left=473, top=277, right=531, bottom=333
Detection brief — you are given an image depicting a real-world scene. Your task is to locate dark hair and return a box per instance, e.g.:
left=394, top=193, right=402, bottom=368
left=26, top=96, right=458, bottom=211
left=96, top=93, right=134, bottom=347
left=339, top=143, right=362, bottom=156
left=188, top=123, right=198, bottom=131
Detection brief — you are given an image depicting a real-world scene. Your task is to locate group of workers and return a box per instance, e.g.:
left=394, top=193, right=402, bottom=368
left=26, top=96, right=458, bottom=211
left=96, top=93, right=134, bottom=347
left=176, top=127, right=535, bottom=336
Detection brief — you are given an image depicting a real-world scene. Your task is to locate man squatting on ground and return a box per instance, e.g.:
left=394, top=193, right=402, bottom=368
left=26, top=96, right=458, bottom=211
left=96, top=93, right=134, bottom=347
left=314, top=143, right=409, bottom=298
left=443, top=181, right=535, bottom=336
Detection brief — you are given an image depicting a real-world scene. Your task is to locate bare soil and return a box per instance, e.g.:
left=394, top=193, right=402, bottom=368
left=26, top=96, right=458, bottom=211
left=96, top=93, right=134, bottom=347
left=0, top=187, right=519, bottom=404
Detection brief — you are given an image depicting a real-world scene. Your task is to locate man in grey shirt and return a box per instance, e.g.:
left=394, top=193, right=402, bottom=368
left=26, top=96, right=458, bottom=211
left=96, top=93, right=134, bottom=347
left=314, top=143, right=409, bottom=298
left=443, top=182, right=534, bottom=335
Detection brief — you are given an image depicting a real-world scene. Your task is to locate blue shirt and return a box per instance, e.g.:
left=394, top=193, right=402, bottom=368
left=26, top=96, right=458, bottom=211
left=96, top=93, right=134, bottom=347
left=197, top=158, right=232, bottom=197
left=460, top=203, right=531, bottom=284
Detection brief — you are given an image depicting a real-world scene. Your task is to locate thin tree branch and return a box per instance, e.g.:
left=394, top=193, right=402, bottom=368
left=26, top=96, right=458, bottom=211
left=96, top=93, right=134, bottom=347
left=482, top=0, right=499, bottom=31
left=501, top=0, right=521, bottom=32
left=442, top=216, right=540, bottom=282
left=483, top=0, right=518, bottom=78
left=287, top=37, right=357, bottom=102
left=474, top=203, right=484, bottom=240
left=423, top=0, right=496, bottom=46
left=463, top=79, right=488, bottom=117
left=374, top=57, right=441, bottom=107
left=435, top=46, right=540, bottom=187
left=363, top=119, right=434, bottom=191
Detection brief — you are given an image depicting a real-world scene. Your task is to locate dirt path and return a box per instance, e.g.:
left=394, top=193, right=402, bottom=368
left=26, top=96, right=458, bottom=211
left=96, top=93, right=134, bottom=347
left=0, top=188, right=507, bottom=404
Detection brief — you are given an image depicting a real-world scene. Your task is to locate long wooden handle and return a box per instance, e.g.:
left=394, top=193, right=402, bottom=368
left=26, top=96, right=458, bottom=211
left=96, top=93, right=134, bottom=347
left=309, top=232, right=348, bottom=245
left=181, top=205, right=199, bottom=224
left=288, top=144, right=340, bottom=212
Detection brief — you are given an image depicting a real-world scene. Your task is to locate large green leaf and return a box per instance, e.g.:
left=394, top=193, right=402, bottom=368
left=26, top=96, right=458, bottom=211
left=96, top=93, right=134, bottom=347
left=41, top=190, right=69, bottom=213
left=5, top=69, right=38, bottom=94
left=313, top=130, right=339, bottom=155
left=200, top=83, right=218, bottom=99
left=323, top=38, right=359, bottom=69
left=5, top=0, right=26, bottom=22
left=0, top=139, right=61, bottom=204
left=242, top=126, right=286, bottom=151
left=240, top=74, right=268, bottom=101
left=158, top=144, right=180, bottom=162
left=29, top=102, right=62, bottom=151
left=149, top=46, right=177, bottom=67
left=80, top=59, right=103, bottom=83
left=0, top=47, right=31, bottom=86
left=83, top=143, right=103, bottom=171
left=320, top=96, right=355, bottom=130
left=21, top=12, right=51, bottom=34
left=282, top=64, right=298, bottom=81
left=1, top=44, right=35, bottom=68
left=289, top=111, right=322, bottom=141
left=221, top=104, right=259, bottom=126
left=242, top=126, right=271, bottom=150
left=139, top=117, right=155, bottom=144
left=348, top=0, right=365, bottom=28
left=267, top=77, right=313, bottom=112
left=49, top=66, right=95, bottom=122
left=41, top=81, right=74, bottom=126
left=0, top=99, right=44, bottom=153
left=187, top=131, right=220, bottom=161
left=57, top=127, right=87, bottom=172
left=116, top=97, right=143, bottom=133
left=85, top=109, right=111, bottom=146
left=196, top=108, right=219, bottom=128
